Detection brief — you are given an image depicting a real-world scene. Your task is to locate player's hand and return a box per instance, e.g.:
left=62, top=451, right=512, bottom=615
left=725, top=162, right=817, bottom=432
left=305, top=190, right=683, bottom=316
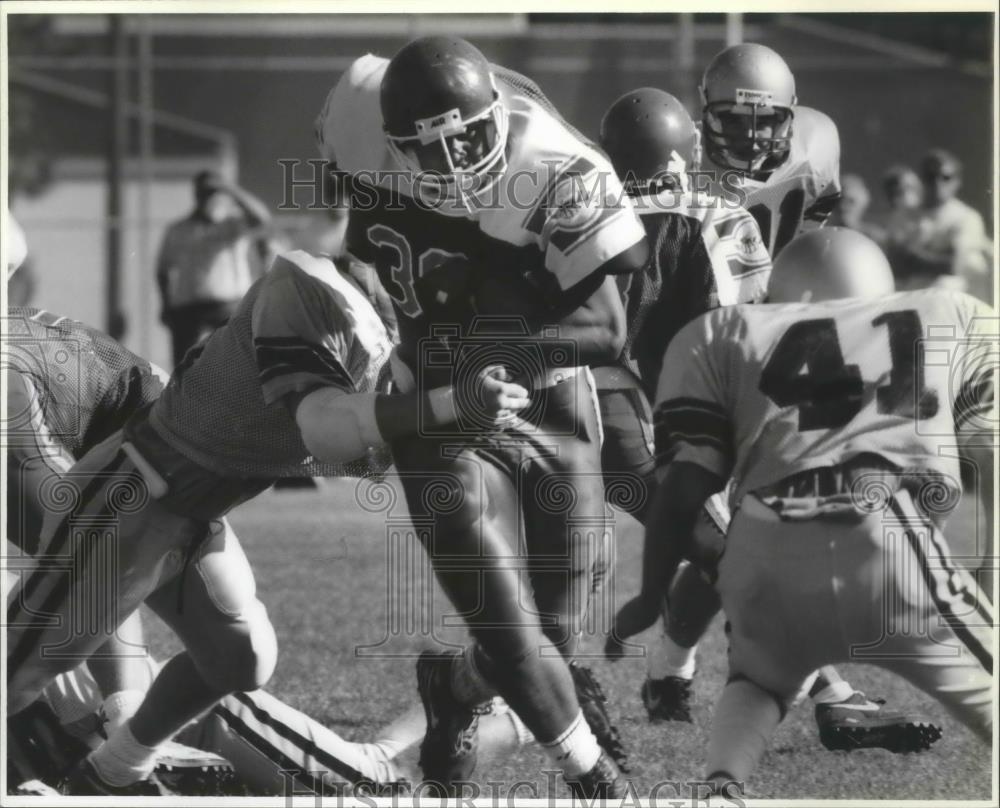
left=604, top=594, right=660, bottom=660
left=477, top=365, right=530, bottom=423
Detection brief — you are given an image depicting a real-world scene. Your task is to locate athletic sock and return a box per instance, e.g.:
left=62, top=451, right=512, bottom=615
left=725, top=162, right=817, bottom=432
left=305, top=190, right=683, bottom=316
left=88, top=721, right=161, bottom=786
left=647, top=632, right=697, bottom=680
left=539, top=711, right=602, bottom=777
left=810, top=680, right=854, bottom=704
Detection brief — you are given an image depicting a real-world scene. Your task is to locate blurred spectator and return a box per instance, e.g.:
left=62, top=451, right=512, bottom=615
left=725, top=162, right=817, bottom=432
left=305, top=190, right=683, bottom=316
left=828, top=174, right=885, bottom=245
left=886, top=150, right=992, bottom=301
left=881, top=164, right=922, bottom=228
left=156, top=171, right=273, bottom=366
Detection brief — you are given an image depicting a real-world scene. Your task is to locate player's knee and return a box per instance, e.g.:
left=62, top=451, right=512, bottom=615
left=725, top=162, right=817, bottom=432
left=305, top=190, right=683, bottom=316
left=198, top=602, right=278, bottom=694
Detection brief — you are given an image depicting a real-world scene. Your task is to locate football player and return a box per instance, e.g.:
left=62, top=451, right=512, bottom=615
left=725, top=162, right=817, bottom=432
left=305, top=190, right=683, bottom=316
left=4, top=305, right=232, bottom=795
left=596, top=85, right=768, bottom=714
left=316, top=36, right=647, bottom=796
left=600, top=89, right=933, bottom=753
left=6, top=250, right=529, bottom=791
left=699, top=43, right=841, bottom=257
left=613, top=228, right=993, bottom=793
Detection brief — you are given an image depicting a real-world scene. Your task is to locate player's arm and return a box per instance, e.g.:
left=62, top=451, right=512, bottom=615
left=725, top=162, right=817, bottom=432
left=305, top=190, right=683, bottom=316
left=521, top=151, right=648, bottom=364
left=292, top=368, right=528, bottom=465
left=216, top=179, right=272, bottom=228
left=605, top=315, right=734, bottom=654
left=253, top=252, right=529, bottom=465
left=607, top=461, right=726, bottom=652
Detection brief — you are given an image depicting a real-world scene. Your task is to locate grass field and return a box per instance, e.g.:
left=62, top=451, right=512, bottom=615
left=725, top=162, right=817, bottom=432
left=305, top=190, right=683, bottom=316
left=146, top=477, right=994, bottom=801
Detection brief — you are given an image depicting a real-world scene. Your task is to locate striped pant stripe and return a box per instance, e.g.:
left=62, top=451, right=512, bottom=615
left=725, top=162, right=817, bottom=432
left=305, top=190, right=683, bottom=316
left=7, top=451, right=129, bottom=674
left=230, top=691, right=369, bottom=785
left=889, top=495, right=993, bottom=676
left=213, top=704, right=325, bottom=794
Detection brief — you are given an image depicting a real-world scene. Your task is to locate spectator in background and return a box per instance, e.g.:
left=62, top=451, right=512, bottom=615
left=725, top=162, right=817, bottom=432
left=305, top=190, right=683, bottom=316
left=828, top=174, right=885, bottom=245
left=156, top=171, right=274, bottom=366
left=880, top=165, right=922, bottom=253
left=886, top=150, right=993, bottom=301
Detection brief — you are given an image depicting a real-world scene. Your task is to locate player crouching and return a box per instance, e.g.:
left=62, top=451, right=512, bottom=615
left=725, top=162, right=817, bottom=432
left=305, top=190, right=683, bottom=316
left=612, top=228, right=993, bottom=794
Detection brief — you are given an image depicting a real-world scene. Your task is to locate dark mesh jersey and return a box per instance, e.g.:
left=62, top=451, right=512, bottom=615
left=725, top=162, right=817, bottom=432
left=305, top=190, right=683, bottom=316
left=3, top=307, right=165, bottom=458
left=619, top=190, right=772, bottom=399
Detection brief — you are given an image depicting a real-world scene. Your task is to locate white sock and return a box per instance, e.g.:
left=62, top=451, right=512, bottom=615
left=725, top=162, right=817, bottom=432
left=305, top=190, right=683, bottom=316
left=539, top=711, right=601, bottom=777
left=101, top=690, right=146, bottom=734
left=647, top=632, right=697, bottom=680
left=488, top=697, right=534, bottom=747
left=810, top=681, right=854, bottom=705
left=88, top=721, right=161, bottom=787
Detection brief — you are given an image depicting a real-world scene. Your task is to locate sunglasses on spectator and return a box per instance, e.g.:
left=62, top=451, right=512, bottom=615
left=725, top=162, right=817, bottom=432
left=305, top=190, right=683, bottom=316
left=923, top=171, right=958, bottom=182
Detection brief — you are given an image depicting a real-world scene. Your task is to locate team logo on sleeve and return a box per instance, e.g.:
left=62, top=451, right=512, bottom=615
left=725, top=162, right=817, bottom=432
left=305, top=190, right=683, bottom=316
left=734, top=217, right=767, bottom=264
left=524, top=155, right=625, bottom=255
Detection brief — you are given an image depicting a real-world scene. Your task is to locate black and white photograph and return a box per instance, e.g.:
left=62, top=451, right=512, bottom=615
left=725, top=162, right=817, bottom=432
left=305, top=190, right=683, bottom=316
left=2, top=5, right=996, bottom=804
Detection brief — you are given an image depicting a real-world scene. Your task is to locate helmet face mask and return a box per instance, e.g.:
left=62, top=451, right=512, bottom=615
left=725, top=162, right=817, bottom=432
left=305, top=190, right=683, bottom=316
left=702, top=100, right=793, bottom=173
left=385, top=93, right=509, bottom=200
left=699, top=44, right=797, bottom=175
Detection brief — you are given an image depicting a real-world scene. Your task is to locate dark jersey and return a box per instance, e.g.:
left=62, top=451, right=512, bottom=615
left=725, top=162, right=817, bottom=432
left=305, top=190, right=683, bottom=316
left=618, top=190, right=771, bottom=399
left=3, top=307, right=165, bottom=458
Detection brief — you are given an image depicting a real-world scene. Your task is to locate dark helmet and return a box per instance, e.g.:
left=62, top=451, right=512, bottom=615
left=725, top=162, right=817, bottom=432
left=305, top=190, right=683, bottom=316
left=380, top=36, right=508, bottom=196
left=699, top=43, right=796, bottom=175
left=599, top=87, right=700, bottom=195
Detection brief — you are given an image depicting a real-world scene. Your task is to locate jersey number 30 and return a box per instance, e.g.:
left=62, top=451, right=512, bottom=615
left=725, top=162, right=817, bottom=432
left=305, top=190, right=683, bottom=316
left=366, top=224, right=464, bottom=319
left=759, top=309, right=940, bottom=431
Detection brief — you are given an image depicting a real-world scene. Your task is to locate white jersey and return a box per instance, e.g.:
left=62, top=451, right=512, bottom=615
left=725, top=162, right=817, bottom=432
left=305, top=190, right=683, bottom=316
left=705, top=106, right=842, bottom=256
left=654, top=289, right=997, bottom=511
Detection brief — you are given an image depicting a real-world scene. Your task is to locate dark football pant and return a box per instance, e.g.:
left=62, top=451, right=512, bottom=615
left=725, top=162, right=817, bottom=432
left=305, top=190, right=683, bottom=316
left=597, top=385, right=656, bottom=524
left=392, top=372, right=606, bottom=743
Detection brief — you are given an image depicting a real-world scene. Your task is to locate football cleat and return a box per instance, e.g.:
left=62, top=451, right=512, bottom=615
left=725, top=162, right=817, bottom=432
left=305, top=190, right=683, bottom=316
left=815, top=692, right=943, bottom=753
left=569, top=662, right=630, bottom=772
left=153, top=740, right=239, bottom=795
left=564, top=750, right=628, bottom=799
left=642, top=675, right=694, bottom=723
left=14, top=779, right=62, bottom=796
left=416, top=650, right=486, bottom=795
left=59, top=757, right=177, bottom=796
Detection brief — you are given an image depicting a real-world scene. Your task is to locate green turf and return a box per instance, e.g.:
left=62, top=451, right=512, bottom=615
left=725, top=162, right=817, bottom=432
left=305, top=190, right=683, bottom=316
left=144, top=476, right=993, bottom=800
